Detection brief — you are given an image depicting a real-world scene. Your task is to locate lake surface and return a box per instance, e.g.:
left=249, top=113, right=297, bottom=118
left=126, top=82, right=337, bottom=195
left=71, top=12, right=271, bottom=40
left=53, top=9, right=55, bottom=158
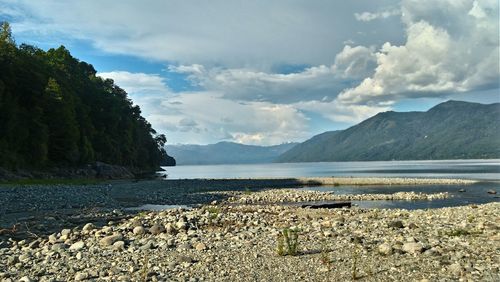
left=160, top=160, right=500, bottom=210
left=161, top=159, right=500, bottom=181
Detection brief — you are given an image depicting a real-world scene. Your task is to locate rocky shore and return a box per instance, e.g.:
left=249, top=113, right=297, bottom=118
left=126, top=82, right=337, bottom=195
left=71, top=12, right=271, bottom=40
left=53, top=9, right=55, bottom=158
left=1, top=177, right=498, bottom=281
left=1, top=200, right=498, bottom=281
left=224, top=189, right=450, bottom=204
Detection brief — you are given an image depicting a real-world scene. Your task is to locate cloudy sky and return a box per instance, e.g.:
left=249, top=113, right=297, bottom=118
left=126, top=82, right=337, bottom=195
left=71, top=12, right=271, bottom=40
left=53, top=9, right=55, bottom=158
left=1, top=0, right=499, bottom=145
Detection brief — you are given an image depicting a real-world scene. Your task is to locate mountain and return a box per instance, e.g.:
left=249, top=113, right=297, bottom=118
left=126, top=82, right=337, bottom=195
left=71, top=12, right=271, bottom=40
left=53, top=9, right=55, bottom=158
left=166, top=142, right=297, bottom=165
left=277, top=100, right=500, bottom=162
left=0, top=22, right=170, bottom=171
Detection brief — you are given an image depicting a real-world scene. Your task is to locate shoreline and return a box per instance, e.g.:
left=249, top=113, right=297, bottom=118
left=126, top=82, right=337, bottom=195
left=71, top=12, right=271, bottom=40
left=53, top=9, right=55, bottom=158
left=0, top=177, right=498, bottom=280
left=1, top=201, right=498, bottom=281
left=160, top=177, right=479, bottom=186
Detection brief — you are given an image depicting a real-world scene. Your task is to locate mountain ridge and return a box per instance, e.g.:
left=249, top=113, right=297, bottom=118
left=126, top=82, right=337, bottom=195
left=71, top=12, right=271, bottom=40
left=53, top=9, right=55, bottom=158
left=277, top=100, right=500, bottom=162
left=166, top=142, right=298, bottom=165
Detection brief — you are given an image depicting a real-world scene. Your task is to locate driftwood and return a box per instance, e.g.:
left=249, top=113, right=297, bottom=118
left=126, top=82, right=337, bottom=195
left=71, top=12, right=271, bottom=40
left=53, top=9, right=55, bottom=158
left=301, top=202, right=351, bottom=209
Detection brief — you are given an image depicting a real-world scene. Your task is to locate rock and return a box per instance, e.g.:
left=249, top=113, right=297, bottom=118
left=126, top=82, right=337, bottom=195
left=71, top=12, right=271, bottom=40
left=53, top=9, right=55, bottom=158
left=195, top=242, right=206, bottom=251
left=458, top=189, right=466, bottom=192
left=166, top=238, right=175, bottom=247
left=61, top=229, right=71, bottom=237
left=112, top=241, right=125, bottom=251
left=402, top=242, right=423, bottom=255
left=178, top=243, right=192, bottom=250
left=82, top=223, right=95, bottom=232
left=448, top=263, right=463, bottom=276
left=407, top=223, right=418, bottom=229
left=133, top=226, right=145, bottom=236
left=18, top=254, right=31, bottom=263
left=378, top=243, right=393, bottom=255
left=176, top=255, right=193, bottom=264
left=69, top=241, right=85, bottom=251
left=388, top=220, right=404, bottom=228
left=19, top=276, right=31, bottom=282
left=76, top=252, right=83, bottom=260
left=51, top=243, right=66, bottom=252
left=176, top=220, right=187, bottom=230
left=149, top=224, right=164, bottom=235
left=487, top=189, right=497, bottom=194
left=140, top=241, right=153, bottom=251
left=100, top=233, right=123, bottom=246
left=165, top=223, right=176, bottom=234
left=48, top=234, right=58, bottom=244
left=74, top=272, right=88, bottom=281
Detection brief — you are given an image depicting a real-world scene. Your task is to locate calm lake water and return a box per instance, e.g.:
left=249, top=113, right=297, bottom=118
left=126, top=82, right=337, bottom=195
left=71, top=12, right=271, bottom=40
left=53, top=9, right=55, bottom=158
left=159, top=160, right=500, bottom=210
left=161, top=159, right=500, bottom=181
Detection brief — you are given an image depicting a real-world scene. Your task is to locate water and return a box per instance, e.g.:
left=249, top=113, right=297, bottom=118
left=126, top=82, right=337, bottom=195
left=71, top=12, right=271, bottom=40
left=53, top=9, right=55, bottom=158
left=160, top=160, right=500, bottom=210
left=161, top=159, right=500, bottom=181
left=300, top=182, right=499, bottom=210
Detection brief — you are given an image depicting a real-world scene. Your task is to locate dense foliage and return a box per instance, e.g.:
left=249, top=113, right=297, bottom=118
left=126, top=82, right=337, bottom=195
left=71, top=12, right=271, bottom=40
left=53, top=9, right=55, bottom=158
left=277, top=100, right=500, bottom=162
left=0, top=22, right=170, bottom=170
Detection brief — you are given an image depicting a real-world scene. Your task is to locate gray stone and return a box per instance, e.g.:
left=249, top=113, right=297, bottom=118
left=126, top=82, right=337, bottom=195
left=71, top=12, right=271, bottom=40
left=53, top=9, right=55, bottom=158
left=178, top=243, right=192, bottom=250
left=82, top=223, right=95, bottom=232
left=18, top=254, right=31, bottom=263
left=100, top=233, right=123, bottom=246
left=378, top=243, right=393, bottom=255
left=149, top=224, right=164, bottom=235
left=402, top=242, right=423, bottom=255
left=176, top=255, right=193, bottom=264
left=19, top=276, right=32, bottom=282
left=448, top=263, right=463, bottom=276
left=69, top=241, right=85, bottom=251
left=388, top=220, right=404, bottom=229
left=195, top=242, right=206, bottom=251
left=61, top=229, right=71, bottom=237
left=112, top=241, right=125, bottom=251
left=74, top=272, right=88, bottom=281
left=51, top=243, right=66, bottom=252
left=133, top=226, right=145, bottom=236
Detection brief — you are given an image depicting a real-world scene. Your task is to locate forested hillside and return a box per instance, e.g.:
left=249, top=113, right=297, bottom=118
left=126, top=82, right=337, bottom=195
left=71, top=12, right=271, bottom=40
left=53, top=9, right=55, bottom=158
left=277, top=100, right=500, bottom=162
left=0, top=22, right=171, bottom=171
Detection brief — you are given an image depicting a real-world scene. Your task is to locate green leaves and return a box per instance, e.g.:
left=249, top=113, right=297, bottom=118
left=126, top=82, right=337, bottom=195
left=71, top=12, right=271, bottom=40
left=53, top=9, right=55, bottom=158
left=0, top=22, right=169, bottom=170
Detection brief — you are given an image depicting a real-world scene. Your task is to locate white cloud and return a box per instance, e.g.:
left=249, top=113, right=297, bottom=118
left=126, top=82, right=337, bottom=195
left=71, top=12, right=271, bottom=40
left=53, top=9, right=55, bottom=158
left=99, top=71, right=172, bottom=95
left=97, top=71, right=311, bottom=145
left=354, top=8, right=400, bottom=22
left=2, top=0, right=401, bottom=67
left=339, top=0, right=499, bottom=105
left=169, top=60, right=377, bottom=104
left=333, top=45, right=377, bottom=79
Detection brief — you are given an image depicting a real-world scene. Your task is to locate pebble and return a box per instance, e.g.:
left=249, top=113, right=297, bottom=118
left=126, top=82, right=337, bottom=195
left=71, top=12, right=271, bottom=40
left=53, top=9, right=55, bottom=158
left=378, top=243, right=393, bottom=255
left=74, top=272, right=88, bottom=281
left=99, top=234, right=123, bottom=246
left=133, top=226, right=145, bottom=236
left=82, top=223, right=95, bottom=232
left=69, top=241, right=85, bottom=251
left=195, top=243, right=206, bottom=251
left=402, top=242, right=424, bottom=255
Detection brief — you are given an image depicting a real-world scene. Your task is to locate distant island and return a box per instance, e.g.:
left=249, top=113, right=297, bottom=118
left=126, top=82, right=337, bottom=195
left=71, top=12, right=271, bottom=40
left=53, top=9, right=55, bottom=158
left=0, top=22, right=174, bottom=179
left=278, top=100, right=500, bottom=162
left=166, top=142, right=297, bottom=165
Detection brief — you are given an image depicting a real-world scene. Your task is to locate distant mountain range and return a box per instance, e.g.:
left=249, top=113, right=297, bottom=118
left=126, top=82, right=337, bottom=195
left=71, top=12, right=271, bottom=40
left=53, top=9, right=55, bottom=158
left=277, top=100, right=500, bottom=162
left=166, top=142, right=298, bottom=165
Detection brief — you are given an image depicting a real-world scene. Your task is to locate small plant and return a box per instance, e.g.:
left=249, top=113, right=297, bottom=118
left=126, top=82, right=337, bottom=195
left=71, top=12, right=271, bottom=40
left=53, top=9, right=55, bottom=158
left=276, top=228, right=300, bottom=256
left=276, top=233, right=285, bottom=256
left=319, top=239, right=332, bottom=267
left=445, top=228, right=482, bottom=237
left=352, top=248, right=359, bottom=280
left=467, top=214, right=475, bottom=223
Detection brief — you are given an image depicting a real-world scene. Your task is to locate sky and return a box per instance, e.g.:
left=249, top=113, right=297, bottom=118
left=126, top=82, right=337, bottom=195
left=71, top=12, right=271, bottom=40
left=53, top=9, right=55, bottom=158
left=1, top=0, right=499, bottom=145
